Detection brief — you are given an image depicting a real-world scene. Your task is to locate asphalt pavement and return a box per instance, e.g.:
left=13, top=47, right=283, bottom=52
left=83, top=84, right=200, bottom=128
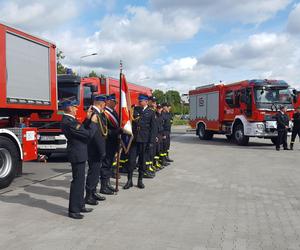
left=1, top=126, right=300, bottom=250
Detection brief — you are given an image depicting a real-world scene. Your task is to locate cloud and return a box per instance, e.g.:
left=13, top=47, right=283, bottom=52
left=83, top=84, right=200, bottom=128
left=46, top=6, right=202, bottom=76
left=150, top=0, right=292, bottom=24
left=0, top=0, right=78, bottom=31
left=97, top=6, right=201, bottom=42
left=287, top=3, right=300, bottom=34
left=124, top=57, right=212, bottom=93
left=200, top=33, right=291, bottom=69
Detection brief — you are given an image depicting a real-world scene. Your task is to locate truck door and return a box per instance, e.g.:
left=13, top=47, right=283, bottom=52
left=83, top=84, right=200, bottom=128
left=240, top=88, right=253, bottom=117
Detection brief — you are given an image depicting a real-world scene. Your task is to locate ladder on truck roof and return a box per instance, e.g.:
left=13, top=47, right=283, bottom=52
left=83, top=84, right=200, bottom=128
left=195, top=83, right=222, bottom=90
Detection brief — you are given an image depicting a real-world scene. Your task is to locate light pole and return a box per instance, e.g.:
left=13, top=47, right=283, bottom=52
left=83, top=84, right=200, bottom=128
left=79, top=52, right=98, bottom=77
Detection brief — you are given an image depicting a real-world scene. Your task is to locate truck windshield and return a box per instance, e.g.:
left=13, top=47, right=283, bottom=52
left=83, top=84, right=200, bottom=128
left=254, top=88, right=292, bottom=104
left=58, top=84, right=80, bottom=109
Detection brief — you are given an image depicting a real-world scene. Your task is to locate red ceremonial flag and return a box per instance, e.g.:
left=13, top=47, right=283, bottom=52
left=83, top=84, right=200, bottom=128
left=120, top=74, right=132, bottom=135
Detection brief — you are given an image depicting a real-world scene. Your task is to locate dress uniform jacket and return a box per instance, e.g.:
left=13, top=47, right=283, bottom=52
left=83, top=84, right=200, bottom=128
left=275, top=111, right=289, bottom=131
left=132, top=106, right=156, bottom=143
left=61, top=114, right=96, bottom=163
left=84, top=108, right=107, bottom=161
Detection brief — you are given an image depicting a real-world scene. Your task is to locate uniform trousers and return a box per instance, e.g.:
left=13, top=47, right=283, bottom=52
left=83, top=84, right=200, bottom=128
left=276, top=129, right=288, bottom=149
left=128, top=142, right=147, bottom=174
left=69, top=161, right=86, bottom=213
left=86, top=161, right=101, bottom=193
left=291, top=128, right=300, bottom=142
left=101, top=139, right=118, bottom=179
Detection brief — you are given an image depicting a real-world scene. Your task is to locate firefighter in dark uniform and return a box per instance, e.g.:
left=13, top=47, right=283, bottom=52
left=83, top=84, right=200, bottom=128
left=144, top=96, right=158, bottom=178
left=84, top=94, right=107, bottom=205
left=154, top=103, right=165, bottom=169
left=101, top=94, right=120, bottom=194
left=275, top=105, right=290, bottom=151
left=61, top=99, right=97, bottom=219
left=290, top=106, right=300, bottom=150
left=161, top=103, right=174, bottom=163
left=123, top=94, right=156, bottom=189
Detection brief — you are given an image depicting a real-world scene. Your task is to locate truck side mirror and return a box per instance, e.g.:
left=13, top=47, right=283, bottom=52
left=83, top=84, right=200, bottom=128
left=90, top=85, right=98, bottom=93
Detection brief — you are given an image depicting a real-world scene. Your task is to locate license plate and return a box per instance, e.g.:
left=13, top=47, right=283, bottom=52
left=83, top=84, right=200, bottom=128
left=40, top=136, right=55, bottom=141
left=38, top=145, right=56, bottom=149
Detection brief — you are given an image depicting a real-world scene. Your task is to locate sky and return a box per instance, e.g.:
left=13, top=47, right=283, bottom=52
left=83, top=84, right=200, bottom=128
left=1, top=0, right=300, bottom=93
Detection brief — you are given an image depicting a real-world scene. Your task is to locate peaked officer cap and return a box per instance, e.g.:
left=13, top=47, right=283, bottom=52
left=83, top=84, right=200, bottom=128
left=138, top=94, right=149, bottom=101
left=107, top=93, right=117, bottom=101
left=94, top=94, right=107, bottom=102
left=60, top=98, right=79, bottom=109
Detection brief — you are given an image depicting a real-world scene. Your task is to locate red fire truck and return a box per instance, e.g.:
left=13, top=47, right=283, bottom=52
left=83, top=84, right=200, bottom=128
left=0, top=23, right=57, bottom=188
left=189, top=79, right=295, bottom=145
left=30, top=75, right=152, bottom=157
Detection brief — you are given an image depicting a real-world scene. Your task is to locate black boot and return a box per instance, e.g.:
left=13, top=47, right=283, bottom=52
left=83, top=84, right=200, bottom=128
left=100, top=179, right=114, bottom=195
left=137, top=173, right=145, bottom=189
left=290, top=143, right=294, bottom=150
left=123, top=172, right=133, bottom=189
left=161, top=156, right=170, bottom=166
left=85, top=192, right=99, bottom=205
left=92, top=192, right=106, bottom=201
left=166, top=153, right=174, bottom=162
left=107, top=178, right=117, bottom=192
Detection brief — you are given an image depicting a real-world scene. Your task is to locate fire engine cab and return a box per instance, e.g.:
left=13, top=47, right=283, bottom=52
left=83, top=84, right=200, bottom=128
left=189, top=79, right=295, bottom=145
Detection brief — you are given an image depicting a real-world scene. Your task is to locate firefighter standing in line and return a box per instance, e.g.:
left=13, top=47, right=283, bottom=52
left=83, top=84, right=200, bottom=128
left=101, top=94, right=120, bottom=194
left=61, top=99, right=97, bottom=219
left=123, top=94, right=156, bottom=189
left=161, top=103, right=174, bottom=163
left=275, top=105, right=290, bottom=151
left=144, top=96, right=158, bottom=178
left=290, top=106, right=300, bottom=150
left=154, top=103, right=165, bottom=169
left=84, top=94, right=107, bottom=205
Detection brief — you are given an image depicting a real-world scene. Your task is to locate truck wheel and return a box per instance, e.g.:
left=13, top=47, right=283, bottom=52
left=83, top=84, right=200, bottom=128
left=234, top=124, right=249, bottom=146
left=0, top=136, right=21, bottom=189
left=198, top=124, right=214, bottom=140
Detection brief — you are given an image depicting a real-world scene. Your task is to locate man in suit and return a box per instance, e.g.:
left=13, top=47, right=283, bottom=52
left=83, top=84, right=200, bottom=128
left=84, top=95, right=108, bottom=205
left=61, top=99, right=97, bottom=219
left=101, top=94, right=120, bottom=194
left=123, top=94, right=156, bottom=189
left=275, top=105, right=290, bottom=151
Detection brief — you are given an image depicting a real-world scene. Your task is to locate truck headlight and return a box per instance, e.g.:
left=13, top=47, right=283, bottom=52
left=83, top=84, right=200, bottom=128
left=257, top=124, right=264, bottom=130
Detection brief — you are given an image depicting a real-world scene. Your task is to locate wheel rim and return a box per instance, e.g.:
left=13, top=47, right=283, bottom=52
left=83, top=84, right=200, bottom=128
left=199, top=126, right=205, bottom=137
left=0, top=148, right=12, bottom=178
left=235, top=129, right=243, bottom=141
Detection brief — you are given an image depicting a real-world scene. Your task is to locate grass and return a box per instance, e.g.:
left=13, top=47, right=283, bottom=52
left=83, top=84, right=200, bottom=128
left=172, top=116, right=189, bottom=126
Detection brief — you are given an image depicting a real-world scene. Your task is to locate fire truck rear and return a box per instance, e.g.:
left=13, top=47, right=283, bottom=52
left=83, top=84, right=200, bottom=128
left=189, top=79, right=295, bottom=145
left=0, top=23, right=57, bottom=188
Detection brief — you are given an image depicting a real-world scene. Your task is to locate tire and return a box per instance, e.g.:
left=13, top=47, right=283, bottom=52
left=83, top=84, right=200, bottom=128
left=233, top=124, right=249, bottom=146
left=0, top=136, right=21, bottom=189
left=198, top=123, right=214, bottom=140
left=270, top=138, right=278, bottom=145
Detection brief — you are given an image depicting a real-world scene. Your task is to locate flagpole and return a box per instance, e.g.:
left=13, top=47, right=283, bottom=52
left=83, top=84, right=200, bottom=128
left=115, top=60, right=123, bottom=193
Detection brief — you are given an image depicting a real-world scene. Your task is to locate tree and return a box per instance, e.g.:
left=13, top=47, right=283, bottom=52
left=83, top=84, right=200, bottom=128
left=57, top=49, right=67, bottom=74
left=152, top=89, right=165, bottom=104
left=88, top=70, right=98, bottom=77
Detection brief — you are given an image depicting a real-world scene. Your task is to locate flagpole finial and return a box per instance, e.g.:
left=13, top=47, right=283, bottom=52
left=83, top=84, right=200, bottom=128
left=120, top=60, right=123, bottom=74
